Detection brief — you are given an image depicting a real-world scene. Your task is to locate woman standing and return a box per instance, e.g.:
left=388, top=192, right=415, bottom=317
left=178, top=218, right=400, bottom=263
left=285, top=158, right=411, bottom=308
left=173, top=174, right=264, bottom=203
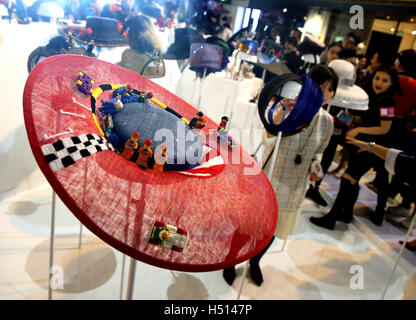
left=310, top=65, right=403, bottom=229
left=223, top=65, right=338, bottom=286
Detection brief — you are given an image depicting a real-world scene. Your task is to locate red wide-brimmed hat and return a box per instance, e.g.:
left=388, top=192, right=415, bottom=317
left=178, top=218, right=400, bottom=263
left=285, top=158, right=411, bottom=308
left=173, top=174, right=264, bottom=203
left=23, top=55, right=278, bottom=272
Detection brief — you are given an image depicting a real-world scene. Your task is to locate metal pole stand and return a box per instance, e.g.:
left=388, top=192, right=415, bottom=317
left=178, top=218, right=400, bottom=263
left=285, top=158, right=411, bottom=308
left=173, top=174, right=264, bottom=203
left=381, top=210, right=416, bottom=300
left=78, top=224, right=83, bottom=249
left=48, top=190, right=84, bottom=300
left=261, top=68, right=266, bottom=85
left=119, top=254, right=126, bottom=300
left=48, top=191, right=56, bottom=300
left=237, top=261, right=249, bottom=300
left=227, top=71, right=243, bottom=128
left=196, top=67, right=207, bottom=111
left=126, top=258, right=137, bottom=300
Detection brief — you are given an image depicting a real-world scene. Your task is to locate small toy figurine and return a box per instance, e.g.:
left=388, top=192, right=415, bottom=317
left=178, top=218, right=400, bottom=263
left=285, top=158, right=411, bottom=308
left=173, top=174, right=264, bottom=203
left=87, top=40, right=95, bottom=55
left=137, top=91, right=153, bottom=103
left=99, top=96, right=123, bottom=116
left=120, top=131, right=140, bottom=160
left=195, top=115, right=207, bottom=129
left=113, top=89, right=153, bottom=104
left=153, top=144, right=168, bottom=172
left=103, top=115, right=122, bottom=147
left=75, top=71, right=94, bottom=95
left=217, top=129, right=236, bottom=149
left=148, top=221, right=188, bottom=252
left=106, top=130, right=122, bottom=147
left=136, top=139, right=153, bottom=169
left=189, top=111, right=205, bottom=129
left=120, top=93, right=139, bottom=104
left=113, top=85, right=134, bottom=98
left=217, top=116, right=229, bottom=131
left=216, top=118, right=237, bottom=150
left=104, top=114, right=114, bottom=131
left=65, top=31, right=76, bottom=48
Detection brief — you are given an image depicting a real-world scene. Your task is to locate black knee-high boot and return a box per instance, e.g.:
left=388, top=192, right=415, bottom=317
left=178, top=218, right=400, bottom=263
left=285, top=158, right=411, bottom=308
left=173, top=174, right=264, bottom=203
left=371, top=170, right=389, bottom=225
left=222, top=236, right=275, bottom=286
left=337, top=178, right=360, bottom=222
left=223, top=266, right=237, bottom=286
left=249, top=236, right=275, bottom=286
left=310, top=178, right=359, bottom=230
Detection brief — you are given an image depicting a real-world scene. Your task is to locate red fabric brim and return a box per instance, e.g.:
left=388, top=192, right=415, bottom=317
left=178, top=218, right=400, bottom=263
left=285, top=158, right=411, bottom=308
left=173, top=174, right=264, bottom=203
left=23, top=55, right=278, bottom=272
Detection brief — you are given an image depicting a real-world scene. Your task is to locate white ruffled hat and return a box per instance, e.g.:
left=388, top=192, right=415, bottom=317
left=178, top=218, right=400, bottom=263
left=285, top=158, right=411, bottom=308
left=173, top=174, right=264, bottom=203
left=328, top=59, right=369, bottom=110
left=37, top=2, right=64, bottom=19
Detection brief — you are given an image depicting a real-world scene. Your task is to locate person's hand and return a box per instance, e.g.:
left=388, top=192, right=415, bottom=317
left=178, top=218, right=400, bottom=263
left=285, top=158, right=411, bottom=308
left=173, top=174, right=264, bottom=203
left=345, top=136, right=368, bottom=152
left=346, top=128, right=360, bottom=138
left=309, top=172, right=321, bottom=182
left=281, top=98, right=296, bottom=113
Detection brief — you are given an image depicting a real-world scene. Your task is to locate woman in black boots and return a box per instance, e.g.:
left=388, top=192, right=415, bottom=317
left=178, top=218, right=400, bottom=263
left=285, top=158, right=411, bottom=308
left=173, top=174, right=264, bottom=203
left=310, top=65, right=403, bottom=230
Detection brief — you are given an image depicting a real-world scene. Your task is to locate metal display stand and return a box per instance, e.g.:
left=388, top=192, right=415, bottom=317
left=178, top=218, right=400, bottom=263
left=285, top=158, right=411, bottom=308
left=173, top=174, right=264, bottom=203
left=119, top=254, right=126, bottom=300
left=381, top=209, right=416, bottom=300
left=48, top=190, right=83, bottom=300
left=126, top=258, right=137, bottom=300
left=48, top=191, right=56, bottom=300
left=196, top=67, right=207, bottom=111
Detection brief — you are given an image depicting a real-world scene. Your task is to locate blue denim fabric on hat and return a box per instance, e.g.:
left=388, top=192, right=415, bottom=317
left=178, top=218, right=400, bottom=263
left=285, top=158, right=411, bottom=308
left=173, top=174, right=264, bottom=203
left=112, top=102, right=203, bottom=171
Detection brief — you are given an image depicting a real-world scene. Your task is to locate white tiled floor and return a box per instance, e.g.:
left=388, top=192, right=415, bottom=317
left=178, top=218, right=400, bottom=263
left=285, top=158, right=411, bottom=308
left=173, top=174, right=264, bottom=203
left=0, top=183, right=411, bottom=300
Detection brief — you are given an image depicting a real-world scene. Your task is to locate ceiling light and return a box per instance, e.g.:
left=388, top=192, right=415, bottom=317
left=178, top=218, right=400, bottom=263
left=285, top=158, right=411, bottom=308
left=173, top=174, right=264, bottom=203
left=412, top=30, right=416, bottom=35
left=390, top=28, right=395, bottom=32
left=411, top=18, right=415, bottom=22
left=283, top=8, right=288, bottom=13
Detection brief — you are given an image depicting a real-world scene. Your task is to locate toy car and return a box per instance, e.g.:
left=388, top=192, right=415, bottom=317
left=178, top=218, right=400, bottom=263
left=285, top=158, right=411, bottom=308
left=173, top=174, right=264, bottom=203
left=75, top=71, right=94, bottom=95
left=148, top=220, right=188, bottom=253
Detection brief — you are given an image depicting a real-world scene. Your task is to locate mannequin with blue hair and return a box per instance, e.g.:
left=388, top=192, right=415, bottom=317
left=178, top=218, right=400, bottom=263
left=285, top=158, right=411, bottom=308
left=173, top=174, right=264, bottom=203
left=223, top=65, right=338, bottom=287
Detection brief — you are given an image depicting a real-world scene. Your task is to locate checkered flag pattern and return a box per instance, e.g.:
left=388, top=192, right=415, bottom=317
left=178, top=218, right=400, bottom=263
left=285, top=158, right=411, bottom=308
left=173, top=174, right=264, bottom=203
left=41, top=133, right=115, bottom=172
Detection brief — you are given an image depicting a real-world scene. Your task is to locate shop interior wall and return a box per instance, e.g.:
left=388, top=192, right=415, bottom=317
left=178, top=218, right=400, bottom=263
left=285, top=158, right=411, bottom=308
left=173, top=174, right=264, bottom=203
left=370, top=19, right=416, bottom=53
left=0, top=23, right=57, bottom=198
left=323, top=10, right=373, bottom=51
left=223, top=0, right=250, bottom=32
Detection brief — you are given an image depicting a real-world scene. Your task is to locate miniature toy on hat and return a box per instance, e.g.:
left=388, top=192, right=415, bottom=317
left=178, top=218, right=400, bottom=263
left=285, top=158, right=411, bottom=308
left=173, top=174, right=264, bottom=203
left=195, top=116, right=206, bottom=129
left=87, top=40, right=95, bottom=55
left=153, top=144, right=168, bottom=172
left=136, top=138, right=153, bottom=169
left=121, top=131, right=140, bottom=160
left=217, top=116, right=229, bottom=131
left=103, top=114, right=122, bottom=147
left=65, top=31, right=76, bottom=48
left=217, top=128, right=236, bottom=149
left=189, top=111, right=204, bottom=129
left=99, top=96, right=123, bottom=116
left=137, top=91, right=153, bottom=103
left=149, top=221, right=189, bottom=252
left=75, top=71, right=94, bottom=95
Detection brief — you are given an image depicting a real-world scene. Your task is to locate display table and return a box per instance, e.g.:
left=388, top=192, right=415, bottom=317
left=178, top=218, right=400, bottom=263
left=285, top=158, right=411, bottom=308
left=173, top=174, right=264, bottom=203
left=23, top=55, right=278, bottom=272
